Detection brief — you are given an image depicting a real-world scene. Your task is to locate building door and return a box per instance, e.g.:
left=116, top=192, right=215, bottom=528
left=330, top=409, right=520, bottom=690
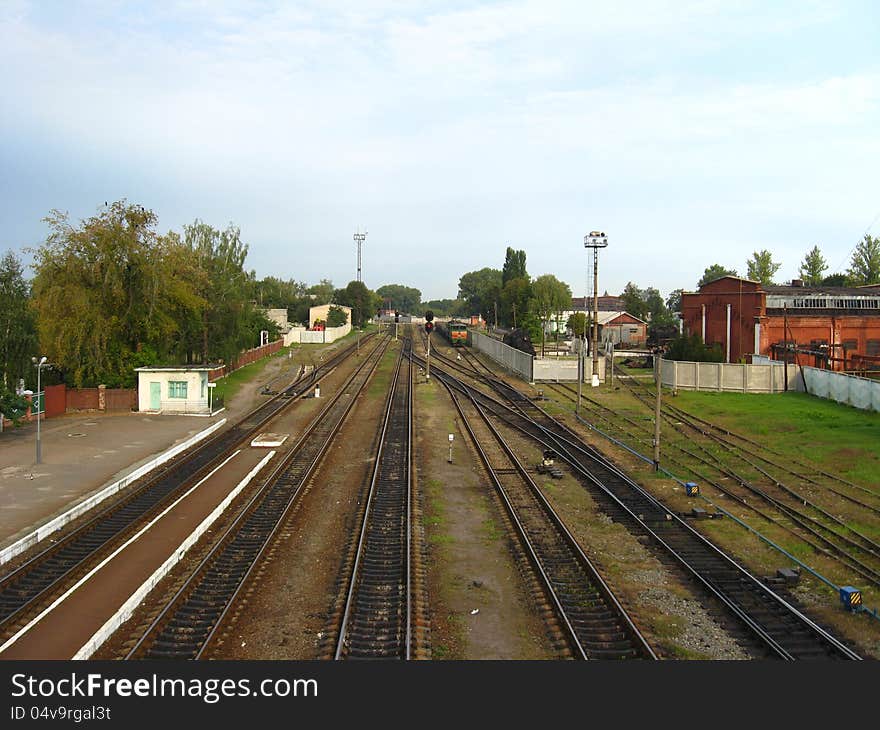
left=149, top=382, right=161, bottom=410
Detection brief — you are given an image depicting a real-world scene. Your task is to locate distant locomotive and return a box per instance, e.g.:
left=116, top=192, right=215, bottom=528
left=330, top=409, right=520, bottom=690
left=502, top=328, right=536, bottom=356
left=436, top=320, right=469, bottom=347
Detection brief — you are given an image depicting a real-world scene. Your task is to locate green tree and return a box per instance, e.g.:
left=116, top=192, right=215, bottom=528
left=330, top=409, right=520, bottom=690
left=502, top=247, right=528, bottom=286
left=566, top=312, right=588, bottom=338
left=666, top=289, right=683, bottom=314
left=334, top=281, right=380, bottom=327
left=421, top=299, right=462, bottom=318
left=798, top=245, right=828, bottom=286
left=745, top=250, right=781, bottom=285
left=822, top=273, right=849, bottom=287
left=458, top=268, right=502, bottom=324
left=0, top=387, right=30, bottom=425
left=376, top=284, right=421, bottom=315
left=698, top=264, right=738, bottom=288
left=621, top=282, right=649, bottom=320
left=530, top=274, right=572, bottom=356
left=308, top=279, right=335, bottom=304
left=665, top=334, right=723, bottom=362
left=31, top=202, right=206, bottom=387
left=0, top=251, right=37, bottom=390
left=183, top=219, right=254, bottom=365
left=327, top=305, right=349, bottom=327
left=847, top=234, right=880, bottom=285
left=500, top=277, right=532, bottom=329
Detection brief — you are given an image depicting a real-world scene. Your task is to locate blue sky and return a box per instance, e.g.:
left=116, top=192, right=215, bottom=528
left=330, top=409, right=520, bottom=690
left=2, top=1, right=879, bottom=302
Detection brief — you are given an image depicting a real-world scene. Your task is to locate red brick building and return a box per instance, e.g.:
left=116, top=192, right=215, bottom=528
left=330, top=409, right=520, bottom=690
left=681, top=276, right=880, bottom=369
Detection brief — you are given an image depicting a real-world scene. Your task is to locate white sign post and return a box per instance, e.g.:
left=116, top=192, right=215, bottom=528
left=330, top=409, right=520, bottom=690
left=448, top=433, right=454, bottom=463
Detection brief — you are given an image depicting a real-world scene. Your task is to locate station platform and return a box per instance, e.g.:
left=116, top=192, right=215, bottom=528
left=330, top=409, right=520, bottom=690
left=0, top=410, right=227, bottom=554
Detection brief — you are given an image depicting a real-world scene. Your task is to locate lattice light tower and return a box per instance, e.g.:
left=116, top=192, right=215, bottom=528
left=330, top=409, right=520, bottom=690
left=354, top=229, right=367, bottom=282
left=583, top=231, right=608, bottom=380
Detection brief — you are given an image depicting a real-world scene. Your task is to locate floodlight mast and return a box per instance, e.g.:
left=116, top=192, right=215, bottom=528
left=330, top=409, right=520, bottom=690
left=583, top=231, right=608, bottom=382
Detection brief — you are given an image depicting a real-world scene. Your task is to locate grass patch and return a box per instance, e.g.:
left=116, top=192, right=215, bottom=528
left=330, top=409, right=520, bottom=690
left=481, top=518, right=501, bottom=542
left=211, top=346, right=293, bottom=404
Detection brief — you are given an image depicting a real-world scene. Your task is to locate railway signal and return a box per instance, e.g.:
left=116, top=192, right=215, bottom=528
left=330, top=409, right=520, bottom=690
left=425, top=322, right=433, bottom=333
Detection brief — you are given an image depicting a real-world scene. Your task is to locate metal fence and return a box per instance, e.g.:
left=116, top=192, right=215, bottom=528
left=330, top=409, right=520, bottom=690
left=470, top=331, right=533, bottom=381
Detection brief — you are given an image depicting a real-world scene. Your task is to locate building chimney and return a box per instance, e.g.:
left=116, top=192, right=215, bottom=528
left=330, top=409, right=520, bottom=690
left=791, top=279, right=804, bottom=287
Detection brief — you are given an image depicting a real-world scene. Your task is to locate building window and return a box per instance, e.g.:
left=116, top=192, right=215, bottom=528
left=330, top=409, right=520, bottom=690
left=168, top=381, right=188, bottom=399
left=867, top=340, right=880, bottom=357
left=842, top=339, right=858, bottom=353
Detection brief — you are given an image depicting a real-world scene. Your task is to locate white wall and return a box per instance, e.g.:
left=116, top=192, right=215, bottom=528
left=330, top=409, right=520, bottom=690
left=137, top=371, right=210, bottom=413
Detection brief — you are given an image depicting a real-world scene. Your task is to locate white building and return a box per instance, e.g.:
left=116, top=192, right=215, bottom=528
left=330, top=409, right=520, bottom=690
left=135, top=366, right=219, bottom=415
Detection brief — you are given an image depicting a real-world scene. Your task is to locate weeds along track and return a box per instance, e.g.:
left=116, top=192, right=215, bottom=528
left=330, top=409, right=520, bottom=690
left=125, top=335, right=390, bottom=659
left=412, top=338, right=860, bottom=659
left=330, top=338, right=423, bottom=660
left=0, top=336, right=376, bottom=642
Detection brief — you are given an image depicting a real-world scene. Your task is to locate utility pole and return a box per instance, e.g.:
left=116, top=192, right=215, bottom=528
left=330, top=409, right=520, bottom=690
left=653, top=353, right=662, bottom=471
left=576, top=336, right=583, bottom=418
left=583, top=231, right=608, bottom=385
left=353, top=228, right=367, bottom=283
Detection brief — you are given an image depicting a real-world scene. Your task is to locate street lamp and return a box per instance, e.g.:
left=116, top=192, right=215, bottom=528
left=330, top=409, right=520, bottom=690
left=354, top=229, right=367, bottom=282
left=31, top=356, right=47, bottom=464
left=583, top=231, right=608, bottom=385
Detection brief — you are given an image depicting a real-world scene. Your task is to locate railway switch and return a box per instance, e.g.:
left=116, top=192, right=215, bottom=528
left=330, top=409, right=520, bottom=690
left=839, top=586, right=862, bottom=612
left=684, top=482, right=700, bottom=496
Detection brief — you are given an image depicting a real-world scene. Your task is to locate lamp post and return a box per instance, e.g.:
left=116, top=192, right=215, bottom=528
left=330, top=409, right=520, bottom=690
left=354, top=229, right=367, bottom=282
left=583, top=231, right=608, bottom=385
left=31, top=356, right=47, bottom=464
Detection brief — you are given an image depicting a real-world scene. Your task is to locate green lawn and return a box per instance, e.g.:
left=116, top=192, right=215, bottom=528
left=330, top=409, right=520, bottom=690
left=669, top=390, right=880, bottom=488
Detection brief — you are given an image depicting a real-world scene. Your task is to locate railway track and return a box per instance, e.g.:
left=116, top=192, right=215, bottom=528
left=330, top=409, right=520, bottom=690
left=442, top=376, right=656, bottom=659
left=333, top=338, right=417, bottom=660
left=566, top=365, right=880, bottom=589
left=0, top=334, right=373, bottom=643
left=413, top=336, right=861, bottom=659
left=126, top=335, right=391, bottom=659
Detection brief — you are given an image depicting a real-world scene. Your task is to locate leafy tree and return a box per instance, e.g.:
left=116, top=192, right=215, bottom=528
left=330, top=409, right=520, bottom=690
left=847, top=234, right=880, bottom=285
left=327, top=305, right=348, bottom=327
left=566, top=312, right=588, bottom=338
left=249, top=276, right=307, bottom=308
left=183, top=219, right=254, bottom=366
left=0, top=251, right=37, bottom=390
left=376, top=284, right=421, bottom=315
left=698, top=264, right=738, bottom=288
left=421, top=299, right=462, bottom=318
left=666, top=289, right=683, bottom=314
left=458, top=268, right=502, bottom=324
left=0, top=386, right=29, bottom=425
left=621, top=282, right=649, bottom=320
left=821, top=273, right=849, bottom=287
left=530, top=274, right=572, bottom=356
left=745, top=250, right=781, bottom=285
left=334, top=281, right=380, bottom=327
left=31, top=202, right=206, bottom=387
left=500, top=277, right=532, bottom=329
left=664, top=334, right=724, bottom=362
left=797, top=245, right=828, bottom=286
left=502, top=247, right=528, bottom=286
left=307, top=279, right=335, bottom=304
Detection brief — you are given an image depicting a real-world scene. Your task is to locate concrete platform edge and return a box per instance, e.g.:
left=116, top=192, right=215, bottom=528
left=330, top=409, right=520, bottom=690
left=73, top=449, right=276, bottom=660
left=0, top=418, right=228, bottom=567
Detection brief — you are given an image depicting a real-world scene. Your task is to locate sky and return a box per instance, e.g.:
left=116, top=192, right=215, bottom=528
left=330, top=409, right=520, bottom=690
left=1, top=1, right=879, bottom=303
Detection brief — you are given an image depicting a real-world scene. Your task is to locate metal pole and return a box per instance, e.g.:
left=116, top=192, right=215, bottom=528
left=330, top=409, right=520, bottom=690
left=426, top=336, right=431, bottom=380
left=35, top=363, right=41, bottom=464
left=576, top=336, right=583, bottom=418
left=653, top=356, right=661, bottom=471
left=592, top=247, right=600, bottom=378
left=783, top=305, right=789, bottom=392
